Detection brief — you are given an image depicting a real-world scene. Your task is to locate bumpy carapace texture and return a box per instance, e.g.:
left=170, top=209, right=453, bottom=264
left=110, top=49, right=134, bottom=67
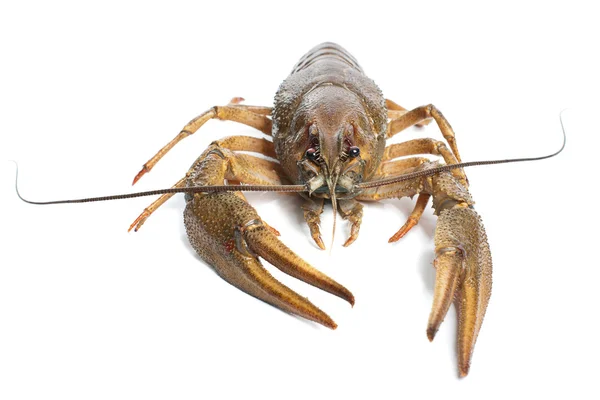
left=130, top=42, right=493, bottom=377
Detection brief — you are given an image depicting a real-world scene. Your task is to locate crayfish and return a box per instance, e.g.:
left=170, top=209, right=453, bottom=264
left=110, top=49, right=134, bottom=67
left=18, top=42, right=564, bottom=377
left=131, top=42, right=490, bottom=377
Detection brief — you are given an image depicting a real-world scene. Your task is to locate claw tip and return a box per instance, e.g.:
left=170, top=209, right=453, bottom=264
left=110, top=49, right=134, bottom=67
left=323, top=320, right=338, bottom=330
left=426, top=326, right=437, bottom=342
left=315, top=236, right=326, bottom=250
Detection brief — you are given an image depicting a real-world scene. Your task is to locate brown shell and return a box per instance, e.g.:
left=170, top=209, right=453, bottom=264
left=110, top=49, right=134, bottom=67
left=272, top=42, right=387, bottom=183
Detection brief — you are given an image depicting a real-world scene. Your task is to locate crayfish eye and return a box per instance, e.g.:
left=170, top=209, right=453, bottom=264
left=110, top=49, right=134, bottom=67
left=305, top=148, right=318, bottom=160
left=349, top=146, right=360, bottom=158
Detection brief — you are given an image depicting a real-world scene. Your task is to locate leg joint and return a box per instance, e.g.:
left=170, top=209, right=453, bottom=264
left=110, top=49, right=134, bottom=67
left=435, top=244, right=466, bottom=259
left=234, top=219, right=263, bottom=258
left=206, top=147, right=227, bottom=160
left=212, top=105, right=221, bottom=119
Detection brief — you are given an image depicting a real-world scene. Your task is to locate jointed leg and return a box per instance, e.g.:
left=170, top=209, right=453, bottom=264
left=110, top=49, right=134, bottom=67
left=301, top=197, right=326, bottom=250
left=215, top=135, right=277, bottom=159
left=132, top=99, right=273, bottom=185
left=227, top=97, right=272, bottom=115
left=337, top=199, right=364, bottom=247
left=378, top=156, right=430, bottom=175
left=386, top=98, right=408, bottom=112
left=129, top=135, right=281, bottom=232
left=386, top=104, right=463, bottom=163
left=368, top=157, right=432, bottom=240
left=364, top=141, right=467, bottom=240
left=388, top=193, right=431, bottom=242
left=358, top=161, right=491, bottom=376
left=183, top=142, right=354, bottom=329
left=301, top=196, right=364, bottom=249
left=386, top=99, right=432, bottom=127
left=129, top=176, right=186, bottom=232
left=383, top=138, right=468, bottom=187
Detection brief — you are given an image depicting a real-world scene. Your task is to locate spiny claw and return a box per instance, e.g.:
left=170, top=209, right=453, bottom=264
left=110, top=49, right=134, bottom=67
left=184, top=192, right=353, bottom=328
left=429, top=207, right=492, bottom=377
left=245, top=224, right=355, bottom=306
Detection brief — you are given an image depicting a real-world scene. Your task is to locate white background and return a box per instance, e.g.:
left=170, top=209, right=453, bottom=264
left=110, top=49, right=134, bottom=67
left=1, top=1, right=598, bottom=399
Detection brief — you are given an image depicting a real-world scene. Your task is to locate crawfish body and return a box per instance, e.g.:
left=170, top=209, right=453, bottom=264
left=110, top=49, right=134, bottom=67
left=128, top=42, right=492, bottom=377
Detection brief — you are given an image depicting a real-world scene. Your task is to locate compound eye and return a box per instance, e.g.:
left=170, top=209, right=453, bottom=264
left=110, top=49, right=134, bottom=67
left=305, top=148, right=318, bottom=160
left=349, top=146, right=360, bottom=158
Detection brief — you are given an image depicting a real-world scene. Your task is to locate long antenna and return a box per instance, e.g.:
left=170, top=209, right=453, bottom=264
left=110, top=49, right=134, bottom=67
left=13, top=111, right=567, bottom=205
left=12, top=169, right=306, bottom=205
left=358, top=109, right=567, bottom=190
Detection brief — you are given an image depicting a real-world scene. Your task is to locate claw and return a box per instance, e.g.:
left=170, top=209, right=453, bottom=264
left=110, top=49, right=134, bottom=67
left=246, top=225, right=354, bottom=306
left=302, top=198, right=326, bottom=250
left=339, top=199, right=363, bottom=248
left=311, top=233, right=326, bottom=250
left=427, top=245, right=464, bottom=341
left=184, top=192, right=353, bottom=328
left=429, top=207, right=492, bottom=377
left=342, top=235, right=357, bottom=247
left=342, top=223, right=359, bottom=247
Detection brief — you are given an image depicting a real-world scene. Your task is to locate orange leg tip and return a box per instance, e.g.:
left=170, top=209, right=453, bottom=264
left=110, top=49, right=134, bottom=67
left=389, top=221, right=417, bottom=243
left=388, top=233, right=400, bottom=243
left=228, top=97, right=245, bottom=105
left=388, top=230, right=406, bottom=243
left=128, top=212, right=149, bottom=232
left=132, top=166, right=148, bottom=186
left=127, top=220, right=138, bottom=232
left=342, top=237, right=356, bottom=247
left=314, top=235, right=326, bottom=250
left=128, top=223, right=140, bottom=233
